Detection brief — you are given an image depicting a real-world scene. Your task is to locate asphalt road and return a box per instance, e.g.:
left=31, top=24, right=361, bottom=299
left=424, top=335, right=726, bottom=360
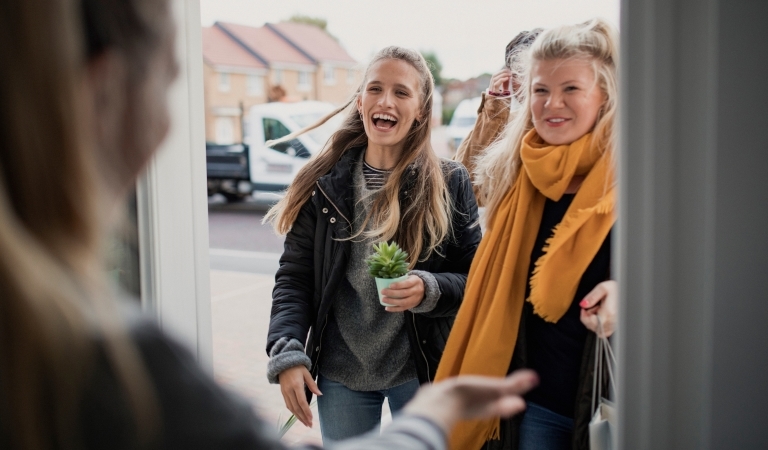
left=208, top=194, right=285, bottom=274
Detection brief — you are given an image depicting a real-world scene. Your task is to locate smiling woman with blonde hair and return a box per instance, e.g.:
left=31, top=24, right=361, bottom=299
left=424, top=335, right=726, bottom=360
left=436, top=19, right=620, bottom=450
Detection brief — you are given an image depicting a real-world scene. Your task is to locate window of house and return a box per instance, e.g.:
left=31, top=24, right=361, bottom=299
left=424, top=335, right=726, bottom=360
left=324, top=65, right=335, bottom=85
left=272, top=69, right=283, bottom=85
left=215, top=117, right=235, bottom=144
left=247, top=74, right=264, bottom=96
left=298, top=71, right=311, bottom=91
left=347, top=69, right=356, bottom=84
left=218, top=72, right=230, bottom=92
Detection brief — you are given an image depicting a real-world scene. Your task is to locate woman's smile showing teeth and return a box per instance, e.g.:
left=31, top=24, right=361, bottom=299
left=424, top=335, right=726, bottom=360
left=373, top=113, right=398, bottom=130
left=545, top=117, right=569, bottom=127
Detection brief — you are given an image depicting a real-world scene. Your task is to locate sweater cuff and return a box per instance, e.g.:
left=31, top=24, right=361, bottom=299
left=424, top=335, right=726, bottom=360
left=267, top=337, right=311, bottom=384
left=410, top=270, right=441, bottom=313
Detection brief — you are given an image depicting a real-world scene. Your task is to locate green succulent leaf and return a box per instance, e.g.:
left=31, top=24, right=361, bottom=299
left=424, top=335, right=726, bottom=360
left=366, top=241, right=410, bottom=279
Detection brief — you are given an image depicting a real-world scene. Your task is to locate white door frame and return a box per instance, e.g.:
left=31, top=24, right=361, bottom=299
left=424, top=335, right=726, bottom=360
left=137, top=0, right=212, bottom=370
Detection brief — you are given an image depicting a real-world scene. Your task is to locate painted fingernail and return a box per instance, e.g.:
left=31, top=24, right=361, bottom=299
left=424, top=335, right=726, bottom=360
left=579, top=300, right=589, bottom=308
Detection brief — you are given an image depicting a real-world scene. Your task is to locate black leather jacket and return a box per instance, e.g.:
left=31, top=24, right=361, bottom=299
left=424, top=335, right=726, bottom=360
left=266, top=148, right=481, bottom=393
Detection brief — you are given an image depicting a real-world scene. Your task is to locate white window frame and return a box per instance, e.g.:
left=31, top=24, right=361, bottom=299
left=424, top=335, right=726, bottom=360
left=247, top=73, right=263, bottom=96
left=272, top=69, right=283, bottom=85
left=297, top=71, right=311, bottom=92
left=347, top=68, right=355, bottom=85
left=218, top=71, right=230, bottom=93
left=214, top=117, right=235, bottom=144
left=323, top=65, right=336, bottom=85
left=136, top=0, right=212, bottom=369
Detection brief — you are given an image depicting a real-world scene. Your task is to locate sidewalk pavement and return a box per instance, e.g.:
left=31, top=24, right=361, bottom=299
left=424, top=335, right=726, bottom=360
left=210, top=269, right=395, bottom=446
left=210, top=269, right=321, bottom=445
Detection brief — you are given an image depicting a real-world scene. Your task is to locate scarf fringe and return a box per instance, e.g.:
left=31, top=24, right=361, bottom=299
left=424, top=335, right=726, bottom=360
left=528, top=193, right=615, bottom=323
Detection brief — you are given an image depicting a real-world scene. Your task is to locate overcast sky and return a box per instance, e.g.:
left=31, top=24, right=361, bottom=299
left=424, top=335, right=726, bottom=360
left=199, top=0, right=620, bottom=80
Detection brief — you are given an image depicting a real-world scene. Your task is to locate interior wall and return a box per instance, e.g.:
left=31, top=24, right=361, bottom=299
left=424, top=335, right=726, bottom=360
left=710, top=1, right=768, bottom=447
left=619, top=0, right=768, bottom=448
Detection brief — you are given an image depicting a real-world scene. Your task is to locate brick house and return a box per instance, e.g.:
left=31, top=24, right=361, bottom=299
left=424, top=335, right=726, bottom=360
left=202, top=26, right=268, bottom=144
left=265, top=22, right=361, bottom=105
left=202, top=21, right=362, bottom=143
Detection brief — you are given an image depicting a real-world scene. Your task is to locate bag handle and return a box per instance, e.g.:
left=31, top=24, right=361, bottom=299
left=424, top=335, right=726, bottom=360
left=591, top=315, right=617, bottom=415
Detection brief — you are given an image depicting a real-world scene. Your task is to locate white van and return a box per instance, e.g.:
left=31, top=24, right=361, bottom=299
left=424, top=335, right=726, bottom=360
left=446, top=96, right=482, bottom=151
left=246, top=101, right=343, bottom=192
left=207, top=101, right=343, bottom=199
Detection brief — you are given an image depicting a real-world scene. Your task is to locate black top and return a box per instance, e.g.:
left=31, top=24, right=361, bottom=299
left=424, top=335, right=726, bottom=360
left=68, top=308, right=447, bottom=450
left=522, top=194, right=612, bottom=419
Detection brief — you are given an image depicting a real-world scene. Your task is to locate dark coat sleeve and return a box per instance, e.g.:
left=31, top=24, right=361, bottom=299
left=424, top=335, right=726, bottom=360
left=417, top=163, right=481, bottom=319
left=266, top=198, right=317, bottom=355
left=83, top=318, right=299, bottom=450
left=83, top=315, right=444, bottom=450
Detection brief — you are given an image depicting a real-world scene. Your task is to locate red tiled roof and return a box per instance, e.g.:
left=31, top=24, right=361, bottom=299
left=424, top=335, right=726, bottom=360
left=202, top=26, right=266, bottom=70
left=217, top=22, right=315, bottom=67
left=269, top=22, right=357, bottom=64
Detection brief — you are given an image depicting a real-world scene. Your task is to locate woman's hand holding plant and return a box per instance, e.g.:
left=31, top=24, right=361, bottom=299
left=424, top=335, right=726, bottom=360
left=381, top=275, right=425, bottom=312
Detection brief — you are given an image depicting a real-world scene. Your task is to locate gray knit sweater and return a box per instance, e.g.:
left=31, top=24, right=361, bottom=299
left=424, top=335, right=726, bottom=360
left=267, top=153, right=441, bottom=388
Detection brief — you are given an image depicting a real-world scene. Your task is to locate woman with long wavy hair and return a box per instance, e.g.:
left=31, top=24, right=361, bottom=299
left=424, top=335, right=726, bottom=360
left=436, top=19, right=620, bottom=450
left=265, top=46, right=482, bottom=443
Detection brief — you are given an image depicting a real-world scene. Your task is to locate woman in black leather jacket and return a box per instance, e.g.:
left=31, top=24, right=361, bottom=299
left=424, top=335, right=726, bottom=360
left=264, top=46, right=481, bottom=444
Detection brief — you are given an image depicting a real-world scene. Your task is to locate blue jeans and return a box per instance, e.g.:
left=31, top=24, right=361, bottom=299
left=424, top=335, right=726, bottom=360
left=519, top=402, right=574, bottom=450
left=316, top=375, right=420, bottom=443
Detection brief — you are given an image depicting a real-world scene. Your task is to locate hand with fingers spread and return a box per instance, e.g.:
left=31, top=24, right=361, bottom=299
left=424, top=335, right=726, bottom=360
left=403, top=369, right=539, bottom=434
left=579, top=280, right=618, bottom=338
left=381, top=275, right=425, bottom=312
left=278, top=365, right=322, bottom=428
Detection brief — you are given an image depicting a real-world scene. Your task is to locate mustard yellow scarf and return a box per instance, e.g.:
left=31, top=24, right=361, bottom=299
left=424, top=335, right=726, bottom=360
left=434, top=129, right=616, bottom=450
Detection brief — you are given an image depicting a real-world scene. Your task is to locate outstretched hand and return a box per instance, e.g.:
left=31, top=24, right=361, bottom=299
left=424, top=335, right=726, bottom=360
left=402, top=369, right=539, bottom=434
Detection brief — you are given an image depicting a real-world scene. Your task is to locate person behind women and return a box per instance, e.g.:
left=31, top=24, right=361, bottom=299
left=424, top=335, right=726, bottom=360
left=453, top=29, right=541, bottom=205
left=264, top=46, right=482, bottom=443
left=0, top=0, right=539, bottom=448
left=436, top=19, right=620, bottom=450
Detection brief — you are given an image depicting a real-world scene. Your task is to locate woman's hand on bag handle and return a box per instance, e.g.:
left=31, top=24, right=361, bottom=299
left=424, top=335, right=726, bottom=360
left=278, top=365, right=322, bottom=427
left=579, top=280, right=618, bottom=338
left=402, top=370, right=539, bottom=434
left=381, top=275, right=425, bottom=312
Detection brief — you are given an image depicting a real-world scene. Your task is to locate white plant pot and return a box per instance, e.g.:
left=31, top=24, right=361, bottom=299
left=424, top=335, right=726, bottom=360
left=375, top=274, right=408, bottom=306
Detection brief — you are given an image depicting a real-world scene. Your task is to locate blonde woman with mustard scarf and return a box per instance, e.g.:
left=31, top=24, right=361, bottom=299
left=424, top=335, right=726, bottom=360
left=435, top=19, right=620, bottom=450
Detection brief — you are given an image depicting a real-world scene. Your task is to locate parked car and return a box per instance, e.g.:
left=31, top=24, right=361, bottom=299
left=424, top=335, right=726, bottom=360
left=446, top=96, right=482, bottom=152
left=206, top=101, right=342, bottom=201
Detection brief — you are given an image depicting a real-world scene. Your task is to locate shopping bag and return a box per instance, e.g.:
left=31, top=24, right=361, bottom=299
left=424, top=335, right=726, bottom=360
left=589, top=316, right=616, bottom=450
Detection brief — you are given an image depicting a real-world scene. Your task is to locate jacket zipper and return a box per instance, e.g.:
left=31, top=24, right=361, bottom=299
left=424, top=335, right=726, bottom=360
left=412, top=314, right=431, bottom=382
left=313, top=316, right=329, bottom=375
left=312, top=182, right=348, bottom=376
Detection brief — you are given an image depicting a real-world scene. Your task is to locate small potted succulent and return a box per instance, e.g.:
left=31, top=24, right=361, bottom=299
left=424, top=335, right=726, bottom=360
left=366, top=241, right=410, bottom=306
